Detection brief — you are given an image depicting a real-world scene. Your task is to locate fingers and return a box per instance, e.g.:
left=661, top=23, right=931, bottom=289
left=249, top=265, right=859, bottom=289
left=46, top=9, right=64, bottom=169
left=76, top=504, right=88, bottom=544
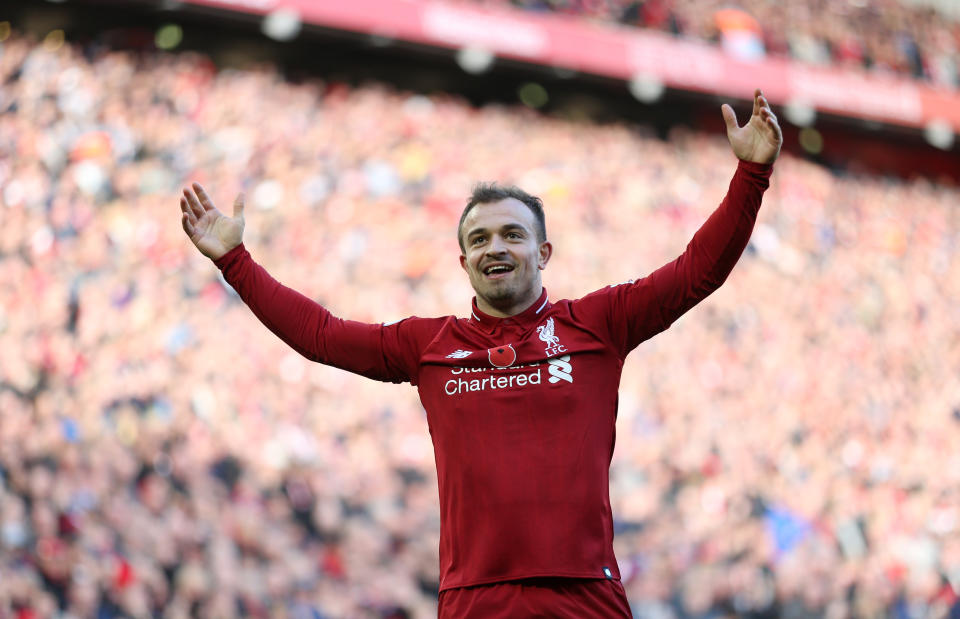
left=764, top=107, right=783, bottom=143
left=728, top=89, right=773, bottom=129
left=180, top=197, right=197, bottom=224
left=181, top=211, right=195, bottom=237
left=232, top=193, right=245, bottom=219
left=183, top=187, right=205, bottom=220
left=754, top=89, right=776, bottom=121
left=757, top=92, right=775, bottom=123
left=751, top=89, right=782, bottom=143
left=193, top=183, right=216, bottom=212
left=754, top=91, right=781, bottom=134
left=721, top=103, right=739, bottom=131
left=180, top=198, right=201, bottom=241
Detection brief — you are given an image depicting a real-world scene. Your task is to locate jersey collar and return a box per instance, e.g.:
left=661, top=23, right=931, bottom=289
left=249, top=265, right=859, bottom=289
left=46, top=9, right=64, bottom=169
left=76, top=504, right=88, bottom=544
left=469, top=289, right=551, bottom=332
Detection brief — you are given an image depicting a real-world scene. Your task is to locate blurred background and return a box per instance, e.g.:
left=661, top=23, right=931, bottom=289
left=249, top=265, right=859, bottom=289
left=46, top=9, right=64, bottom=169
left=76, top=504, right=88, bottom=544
left=1, top=0, right=959, bottom=617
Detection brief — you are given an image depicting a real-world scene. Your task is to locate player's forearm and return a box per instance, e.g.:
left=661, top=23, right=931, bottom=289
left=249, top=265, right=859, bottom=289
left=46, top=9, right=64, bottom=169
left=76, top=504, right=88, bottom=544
left=213, top=243, right=334, bottom=362
left=687, top=159, right=772, bottom=283
left=214, top=245, right=412, bottom=382
left=653, top=160, right=772, bottom=316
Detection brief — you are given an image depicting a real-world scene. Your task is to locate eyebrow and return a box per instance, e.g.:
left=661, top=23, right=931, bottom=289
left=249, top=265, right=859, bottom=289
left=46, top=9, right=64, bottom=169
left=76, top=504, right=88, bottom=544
left=465, top=223, right=529, bottom=239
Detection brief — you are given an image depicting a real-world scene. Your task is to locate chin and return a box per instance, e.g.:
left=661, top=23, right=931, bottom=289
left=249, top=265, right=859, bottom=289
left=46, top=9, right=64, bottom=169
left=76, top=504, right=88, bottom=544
left=487, top=285, right=531, bottom=306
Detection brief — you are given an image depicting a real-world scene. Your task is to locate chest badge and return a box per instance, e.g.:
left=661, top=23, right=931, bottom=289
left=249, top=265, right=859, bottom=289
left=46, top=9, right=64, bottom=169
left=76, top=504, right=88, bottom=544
left=487, top=344, right=517, bottom=368
left=537, top=317, right=567, bottom=357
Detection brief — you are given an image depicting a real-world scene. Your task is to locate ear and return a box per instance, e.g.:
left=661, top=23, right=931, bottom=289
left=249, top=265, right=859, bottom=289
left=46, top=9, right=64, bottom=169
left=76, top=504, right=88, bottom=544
left=537, top=241, right=553, bottom=270
left=459, top=253, right=468, bottom=272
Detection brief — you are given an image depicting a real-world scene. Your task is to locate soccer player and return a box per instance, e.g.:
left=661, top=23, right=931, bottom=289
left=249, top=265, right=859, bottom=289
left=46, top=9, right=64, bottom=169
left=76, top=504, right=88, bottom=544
left=179, top=89, right=782, bottom=617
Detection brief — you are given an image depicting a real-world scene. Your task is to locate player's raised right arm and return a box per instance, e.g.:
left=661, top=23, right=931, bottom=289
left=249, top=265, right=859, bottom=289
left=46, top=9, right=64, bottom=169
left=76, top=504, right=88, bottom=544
left=178, top=184, right=425, bottom=383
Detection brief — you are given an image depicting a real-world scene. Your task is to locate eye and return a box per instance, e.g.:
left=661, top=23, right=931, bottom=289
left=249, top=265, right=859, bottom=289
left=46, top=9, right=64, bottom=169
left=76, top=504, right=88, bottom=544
left=471, top=236, right=485, bottom=246
left=507, top=232, right=522, bottom=240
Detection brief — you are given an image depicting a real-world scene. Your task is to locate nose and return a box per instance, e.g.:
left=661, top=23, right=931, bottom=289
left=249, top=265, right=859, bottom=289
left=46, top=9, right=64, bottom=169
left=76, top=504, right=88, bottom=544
left=486, top=235, right=508, bottom=255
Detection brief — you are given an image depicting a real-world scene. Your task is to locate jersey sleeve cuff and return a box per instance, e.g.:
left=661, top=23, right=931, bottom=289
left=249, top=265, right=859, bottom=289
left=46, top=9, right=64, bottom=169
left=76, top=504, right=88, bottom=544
left=736, top=159, right=774, bottom=180
left=213, top=243, right=248, bottom=271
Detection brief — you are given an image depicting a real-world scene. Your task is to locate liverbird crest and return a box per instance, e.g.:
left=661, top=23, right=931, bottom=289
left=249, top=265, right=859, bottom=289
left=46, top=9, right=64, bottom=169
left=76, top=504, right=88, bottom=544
left=536, top=317, right=560, bottom=348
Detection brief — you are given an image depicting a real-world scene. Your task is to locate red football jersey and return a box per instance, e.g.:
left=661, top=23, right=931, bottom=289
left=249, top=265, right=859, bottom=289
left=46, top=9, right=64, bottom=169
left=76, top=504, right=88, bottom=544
left=214, top=160, right=772, bottom=591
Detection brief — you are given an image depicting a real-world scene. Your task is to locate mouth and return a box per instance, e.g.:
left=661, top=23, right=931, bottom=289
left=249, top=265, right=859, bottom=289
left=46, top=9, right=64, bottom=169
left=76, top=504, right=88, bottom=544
left=482, top=263, right=515, bottom=280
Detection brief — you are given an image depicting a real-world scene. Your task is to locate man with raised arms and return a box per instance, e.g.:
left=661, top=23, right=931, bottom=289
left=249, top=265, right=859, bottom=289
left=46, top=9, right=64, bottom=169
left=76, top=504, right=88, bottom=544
left=179, top=89, right=782, bottom=617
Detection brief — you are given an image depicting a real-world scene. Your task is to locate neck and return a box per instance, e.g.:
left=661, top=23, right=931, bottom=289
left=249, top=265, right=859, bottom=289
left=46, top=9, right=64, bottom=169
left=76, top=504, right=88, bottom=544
left=476, top=288, right=543, bottom=318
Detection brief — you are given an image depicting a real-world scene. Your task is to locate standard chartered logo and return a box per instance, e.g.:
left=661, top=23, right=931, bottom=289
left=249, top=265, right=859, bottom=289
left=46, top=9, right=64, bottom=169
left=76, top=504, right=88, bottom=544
left=547, top=355, right=573, bottom=383
left=444, top=365, right=541, bottom=396
left=443, top=356, right=574, bottom=395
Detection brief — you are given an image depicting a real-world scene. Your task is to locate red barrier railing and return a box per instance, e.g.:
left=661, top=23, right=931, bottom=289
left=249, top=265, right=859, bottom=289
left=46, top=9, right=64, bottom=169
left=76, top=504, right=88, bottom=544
left=183, top=0, right=960, bottom=135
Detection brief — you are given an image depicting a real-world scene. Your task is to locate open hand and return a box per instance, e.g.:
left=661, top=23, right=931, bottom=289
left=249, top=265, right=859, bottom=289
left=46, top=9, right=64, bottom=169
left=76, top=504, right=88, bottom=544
left=722, top=89, right=783, bottom=164
left=180, top=183, right=245, bottom=260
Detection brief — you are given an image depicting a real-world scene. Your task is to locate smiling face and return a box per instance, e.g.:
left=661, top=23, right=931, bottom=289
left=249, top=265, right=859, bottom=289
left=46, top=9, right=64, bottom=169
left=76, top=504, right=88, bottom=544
left=459, top=198, right=552, bottom=318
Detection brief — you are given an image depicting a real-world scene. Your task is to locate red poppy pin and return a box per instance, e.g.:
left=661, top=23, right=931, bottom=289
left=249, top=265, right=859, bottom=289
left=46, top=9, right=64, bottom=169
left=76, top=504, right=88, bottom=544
left=487, top=344, right=517, bottom=368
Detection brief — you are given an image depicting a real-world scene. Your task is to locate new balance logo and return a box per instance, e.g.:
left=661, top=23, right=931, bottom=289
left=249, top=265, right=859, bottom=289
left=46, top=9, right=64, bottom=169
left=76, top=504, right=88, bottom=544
left=547, top=355, right=573, bottom=383
left=446, top=349, right=473, bottom=359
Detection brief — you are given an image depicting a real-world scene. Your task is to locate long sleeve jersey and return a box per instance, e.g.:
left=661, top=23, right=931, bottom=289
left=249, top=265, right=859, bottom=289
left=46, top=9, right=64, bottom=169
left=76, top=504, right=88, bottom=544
left=213, top=159, right=773, bottom=591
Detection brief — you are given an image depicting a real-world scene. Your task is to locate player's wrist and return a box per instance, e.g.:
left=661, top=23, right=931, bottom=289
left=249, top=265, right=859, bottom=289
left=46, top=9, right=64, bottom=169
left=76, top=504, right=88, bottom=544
left=213, top=242, right=246, bottom=268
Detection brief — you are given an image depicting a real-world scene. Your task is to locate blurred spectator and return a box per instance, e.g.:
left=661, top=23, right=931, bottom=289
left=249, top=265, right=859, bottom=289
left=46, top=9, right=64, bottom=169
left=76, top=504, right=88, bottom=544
left=2, top=26, right=960, bottom=618
left=712, top=7, right=766, bottom=60
left=466, top=0, right=960, bottom=85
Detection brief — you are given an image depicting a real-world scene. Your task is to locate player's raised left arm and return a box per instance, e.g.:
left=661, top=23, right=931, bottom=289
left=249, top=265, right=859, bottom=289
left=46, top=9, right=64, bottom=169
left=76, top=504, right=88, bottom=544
left=586, top=89, right=780, bottom=356
left=639, top=89, right=780, bottom=325
left=722, top=88, right=783, bottom=164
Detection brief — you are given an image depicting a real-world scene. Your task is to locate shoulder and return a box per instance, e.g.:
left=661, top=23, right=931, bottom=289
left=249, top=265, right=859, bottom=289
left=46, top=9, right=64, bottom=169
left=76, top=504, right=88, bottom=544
left=572, top=277, right=660, bottom=310
left=564, top=280, right=633, bottom=313
left=381, top=315, right=453, bottom=335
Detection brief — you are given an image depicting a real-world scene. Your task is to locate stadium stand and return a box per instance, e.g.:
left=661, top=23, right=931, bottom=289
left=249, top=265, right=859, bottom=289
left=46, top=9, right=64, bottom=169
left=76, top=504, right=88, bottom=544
left=1, top=2, right=959, bottom=617
left=463, top=0, right=960, bottom=86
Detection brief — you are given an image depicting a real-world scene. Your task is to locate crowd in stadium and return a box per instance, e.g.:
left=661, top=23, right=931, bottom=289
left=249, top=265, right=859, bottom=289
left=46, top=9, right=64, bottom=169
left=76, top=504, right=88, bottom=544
left=1, top=23, right=960, bottom=619
left=464, top=0, right=960, bottom=86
